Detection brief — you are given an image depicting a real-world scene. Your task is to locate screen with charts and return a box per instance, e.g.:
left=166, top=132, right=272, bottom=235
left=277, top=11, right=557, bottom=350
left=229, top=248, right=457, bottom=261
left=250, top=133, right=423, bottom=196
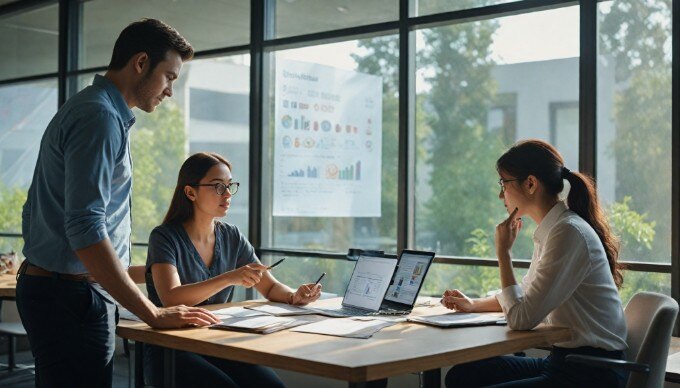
left=343, top=255, right=397, bottom=310
left=384, top=252, right=432, bottom=305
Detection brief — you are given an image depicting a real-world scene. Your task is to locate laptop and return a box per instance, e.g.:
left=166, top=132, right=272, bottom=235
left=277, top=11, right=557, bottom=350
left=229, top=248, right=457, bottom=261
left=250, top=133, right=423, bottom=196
left=378, top=249, right=436, bottom=315
left=312, top=253, right=398, bottom=317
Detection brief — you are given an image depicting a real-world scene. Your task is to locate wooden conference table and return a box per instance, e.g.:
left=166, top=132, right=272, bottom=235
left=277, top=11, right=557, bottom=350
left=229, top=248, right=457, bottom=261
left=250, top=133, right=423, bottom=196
left=117, top=298, right=572, bottom=388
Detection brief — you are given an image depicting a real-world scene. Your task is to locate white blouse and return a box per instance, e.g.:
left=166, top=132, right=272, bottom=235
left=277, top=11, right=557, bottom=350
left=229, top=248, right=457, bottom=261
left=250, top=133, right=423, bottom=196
left=496, top=201, right=628, bottom=350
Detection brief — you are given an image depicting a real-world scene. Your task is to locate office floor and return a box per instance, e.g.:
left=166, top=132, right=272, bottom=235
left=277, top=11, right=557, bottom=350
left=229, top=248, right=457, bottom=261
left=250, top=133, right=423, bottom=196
left=0, top=346, right=132, bottom=388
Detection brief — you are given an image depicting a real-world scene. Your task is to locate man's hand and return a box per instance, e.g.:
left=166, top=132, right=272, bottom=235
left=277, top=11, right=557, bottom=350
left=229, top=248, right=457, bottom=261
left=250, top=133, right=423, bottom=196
left=148, top=305, right=220, bottom=329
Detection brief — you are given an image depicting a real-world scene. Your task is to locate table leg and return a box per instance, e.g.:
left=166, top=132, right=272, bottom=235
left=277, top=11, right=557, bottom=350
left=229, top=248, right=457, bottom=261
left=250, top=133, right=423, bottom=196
left=348, top=378, right=388, bottom=388
left=163, top=347, right=176, bottom=388
left=134, top=342, right=144, bottom=388
left=423, top=368, right=441, bottom=388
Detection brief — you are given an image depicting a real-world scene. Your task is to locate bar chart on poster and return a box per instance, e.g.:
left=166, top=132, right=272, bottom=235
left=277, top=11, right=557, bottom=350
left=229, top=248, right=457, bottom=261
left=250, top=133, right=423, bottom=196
left=273, top=58, right=383, bottom=217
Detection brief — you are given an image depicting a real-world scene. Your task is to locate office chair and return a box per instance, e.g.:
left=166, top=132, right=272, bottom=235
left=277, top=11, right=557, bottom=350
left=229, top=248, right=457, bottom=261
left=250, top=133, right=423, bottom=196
left=566, top=292, right=679, bottom=388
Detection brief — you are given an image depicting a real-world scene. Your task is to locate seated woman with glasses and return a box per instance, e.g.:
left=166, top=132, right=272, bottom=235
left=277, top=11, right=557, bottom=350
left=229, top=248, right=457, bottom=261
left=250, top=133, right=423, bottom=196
left=144, top=152, right=321, bottom=387
left=442, top=139, right=628, bottom=387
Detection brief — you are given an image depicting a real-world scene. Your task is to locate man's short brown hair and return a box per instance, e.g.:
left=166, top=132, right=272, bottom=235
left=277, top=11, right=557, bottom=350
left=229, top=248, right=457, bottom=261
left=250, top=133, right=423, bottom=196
left=108, top=18, right=193, bottom=72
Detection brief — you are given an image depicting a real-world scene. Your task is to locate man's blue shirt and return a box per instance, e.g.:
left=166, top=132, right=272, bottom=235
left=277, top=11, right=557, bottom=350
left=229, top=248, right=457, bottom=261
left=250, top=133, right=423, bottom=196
left=22, top=75, right=136, bottom=274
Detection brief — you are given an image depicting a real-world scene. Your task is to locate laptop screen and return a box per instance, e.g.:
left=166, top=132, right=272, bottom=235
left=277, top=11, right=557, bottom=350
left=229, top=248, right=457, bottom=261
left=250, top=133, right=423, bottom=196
left=342, top=255, right=398, bottom=311
left=384, top=250, right=435, bottom=307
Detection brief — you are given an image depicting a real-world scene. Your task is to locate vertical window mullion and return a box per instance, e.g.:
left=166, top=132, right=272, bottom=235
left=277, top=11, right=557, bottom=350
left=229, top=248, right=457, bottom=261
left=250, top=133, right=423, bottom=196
left=579, top=0, right=597, bottom=177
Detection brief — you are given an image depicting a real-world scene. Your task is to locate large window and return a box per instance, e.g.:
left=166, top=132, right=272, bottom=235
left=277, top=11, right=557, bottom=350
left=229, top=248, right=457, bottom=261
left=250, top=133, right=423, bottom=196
left=0, top=0, right=676, bottom=308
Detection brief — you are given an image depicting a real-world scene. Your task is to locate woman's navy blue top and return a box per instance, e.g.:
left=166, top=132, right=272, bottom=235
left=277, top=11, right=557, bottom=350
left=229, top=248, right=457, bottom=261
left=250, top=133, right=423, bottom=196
left=145, top=221, right=258, bottom=307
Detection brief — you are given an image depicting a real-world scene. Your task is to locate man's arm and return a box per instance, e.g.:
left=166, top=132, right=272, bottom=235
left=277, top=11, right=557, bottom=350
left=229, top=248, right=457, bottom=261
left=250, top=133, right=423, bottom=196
left=76, top=239, right=219, bottom=328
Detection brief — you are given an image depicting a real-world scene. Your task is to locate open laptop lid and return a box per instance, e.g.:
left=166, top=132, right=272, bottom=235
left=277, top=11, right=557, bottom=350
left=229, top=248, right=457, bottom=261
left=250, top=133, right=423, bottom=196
left=341, top=253, right=398, bottom=311
left=382, top=250, right=436, bottom=310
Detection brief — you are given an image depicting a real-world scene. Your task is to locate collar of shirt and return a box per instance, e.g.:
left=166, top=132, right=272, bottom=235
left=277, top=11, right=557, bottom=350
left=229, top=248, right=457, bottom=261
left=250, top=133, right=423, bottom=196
left=533, top=200, right=569, bottom=245
left=92, top=74, right=136, bottom=129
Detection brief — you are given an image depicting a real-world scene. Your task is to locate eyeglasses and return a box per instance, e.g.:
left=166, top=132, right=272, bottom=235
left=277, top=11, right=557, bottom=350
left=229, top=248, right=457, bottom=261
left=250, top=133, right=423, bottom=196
left=191, top=182, right=240, bottom=196
left=498, top=178, right=522, bottom=192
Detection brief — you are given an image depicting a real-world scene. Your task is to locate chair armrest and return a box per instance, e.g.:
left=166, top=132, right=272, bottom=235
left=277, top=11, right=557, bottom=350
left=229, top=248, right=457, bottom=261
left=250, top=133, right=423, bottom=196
left=565, top=354, right=650, bottom=374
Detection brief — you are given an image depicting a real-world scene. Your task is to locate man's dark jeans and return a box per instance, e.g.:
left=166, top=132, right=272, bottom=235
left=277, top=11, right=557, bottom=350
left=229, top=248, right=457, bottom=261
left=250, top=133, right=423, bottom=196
left=16, top=273, right=118, bottom=388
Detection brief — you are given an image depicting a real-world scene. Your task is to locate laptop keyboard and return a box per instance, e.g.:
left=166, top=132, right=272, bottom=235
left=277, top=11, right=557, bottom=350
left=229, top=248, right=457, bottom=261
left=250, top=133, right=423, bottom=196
left=314, top=306, right=410, bottom=317
left=315, top=306, right=378, bottom=316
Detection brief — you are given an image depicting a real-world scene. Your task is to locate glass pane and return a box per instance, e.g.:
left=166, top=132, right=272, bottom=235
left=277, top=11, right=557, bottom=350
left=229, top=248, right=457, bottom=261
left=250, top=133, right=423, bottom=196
left=76, top=55, right=250, bottom=244
left=0, top=4, right=58, bottom=80
left=259, top=253, right=355, bottom=297
left=0, top=79, right=58, bottom=234
left=422, top=263, right=528, bottom=298
left=271, top=0, right=398, bottom=39
left=414, top=6, right=579, bottom=259
left=130, top=245, right=147, bottom=267
left=262, top=36, right=399, bottom=252
left=619, top=271, right=670, bottom=305
left=597, top=0, right=671, bottom=263
left=81, top=0, right=250, bottom=69
left=414, top=0, right=518, bottom=17
left=0, top=236, right=23, bottom=255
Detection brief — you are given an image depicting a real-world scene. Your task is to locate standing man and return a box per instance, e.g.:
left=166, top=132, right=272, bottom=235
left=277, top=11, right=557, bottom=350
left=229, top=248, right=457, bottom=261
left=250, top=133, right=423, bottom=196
left=17, top=19, right=220, bottom=387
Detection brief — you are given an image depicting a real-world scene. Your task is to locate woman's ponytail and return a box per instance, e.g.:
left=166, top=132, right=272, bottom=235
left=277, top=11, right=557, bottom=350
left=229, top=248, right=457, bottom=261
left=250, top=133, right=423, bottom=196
left=564, top=170, right=624, bottom=288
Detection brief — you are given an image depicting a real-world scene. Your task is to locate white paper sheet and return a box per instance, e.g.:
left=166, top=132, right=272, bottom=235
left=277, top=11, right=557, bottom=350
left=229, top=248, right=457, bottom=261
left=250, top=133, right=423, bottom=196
left=291, top=317, right=395, bottom=338
left=245, top=302, right=317, bottom=316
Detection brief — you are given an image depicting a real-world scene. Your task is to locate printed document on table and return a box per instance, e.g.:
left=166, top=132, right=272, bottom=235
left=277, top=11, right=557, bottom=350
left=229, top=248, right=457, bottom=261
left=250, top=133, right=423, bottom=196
left=211, top=307, right=268, bottom=319
left=245, top=302, right=317, bottom=316
left=291, top=317, right=396, bottom=339
left=408, top=313, right=505, bottom=327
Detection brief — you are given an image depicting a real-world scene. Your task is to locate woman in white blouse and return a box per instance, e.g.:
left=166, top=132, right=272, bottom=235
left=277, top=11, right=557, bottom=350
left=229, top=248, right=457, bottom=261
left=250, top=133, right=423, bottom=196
left=442, top=139, right=628, bottom=387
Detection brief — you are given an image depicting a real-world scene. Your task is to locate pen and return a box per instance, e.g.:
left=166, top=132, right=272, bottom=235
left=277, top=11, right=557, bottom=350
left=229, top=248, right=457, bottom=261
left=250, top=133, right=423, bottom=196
left=314, top=272, right=326, bottom=285
left=268, top=257, right=286, bottom=270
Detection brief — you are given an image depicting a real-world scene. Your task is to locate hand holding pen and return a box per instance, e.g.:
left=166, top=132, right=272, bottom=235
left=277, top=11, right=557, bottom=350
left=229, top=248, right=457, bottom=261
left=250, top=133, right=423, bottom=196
left=267, top=257, right=286, bottom=270
left=289, top=272, right=324, bottom=306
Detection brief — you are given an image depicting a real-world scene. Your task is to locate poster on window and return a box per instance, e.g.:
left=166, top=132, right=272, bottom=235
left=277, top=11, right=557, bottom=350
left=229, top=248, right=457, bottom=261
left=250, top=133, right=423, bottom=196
left=273, top=59, right=382, bottom=217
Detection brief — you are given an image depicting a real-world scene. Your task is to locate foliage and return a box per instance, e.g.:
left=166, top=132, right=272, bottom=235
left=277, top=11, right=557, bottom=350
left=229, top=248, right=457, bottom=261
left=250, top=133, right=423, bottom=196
left=128, top=101, right=187, bottom=264
left=609, top=196, right=656, bottom=256
left=601, top=0, right=671, bottom=262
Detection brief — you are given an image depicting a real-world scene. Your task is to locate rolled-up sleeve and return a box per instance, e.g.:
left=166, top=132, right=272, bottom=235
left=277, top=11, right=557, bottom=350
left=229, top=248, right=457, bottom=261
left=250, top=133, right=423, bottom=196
left=63, top=111, right=124, bottom=251
left=495, top=223, right=591, bottom=330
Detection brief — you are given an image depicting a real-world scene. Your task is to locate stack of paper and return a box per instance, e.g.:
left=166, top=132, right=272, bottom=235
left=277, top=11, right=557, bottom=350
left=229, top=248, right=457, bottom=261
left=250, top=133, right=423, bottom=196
left=245, top=302, right=318, bottom=316
left=291, top=317, right=397, bottom=339
left=408, top=312, right=506, bottom=328
left=210, top=315, right=312, bottom=334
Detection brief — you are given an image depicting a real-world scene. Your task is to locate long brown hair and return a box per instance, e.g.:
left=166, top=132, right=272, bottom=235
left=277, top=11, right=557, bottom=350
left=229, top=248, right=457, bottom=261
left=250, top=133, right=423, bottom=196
left=162, top=152, right=232, bottom=225
left=496, top=139, right=624, bottom=288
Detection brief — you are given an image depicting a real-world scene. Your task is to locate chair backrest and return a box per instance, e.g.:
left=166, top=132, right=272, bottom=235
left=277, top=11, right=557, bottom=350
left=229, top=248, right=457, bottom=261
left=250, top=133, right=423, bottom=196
left=624, top=292, right=679, bottom=388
